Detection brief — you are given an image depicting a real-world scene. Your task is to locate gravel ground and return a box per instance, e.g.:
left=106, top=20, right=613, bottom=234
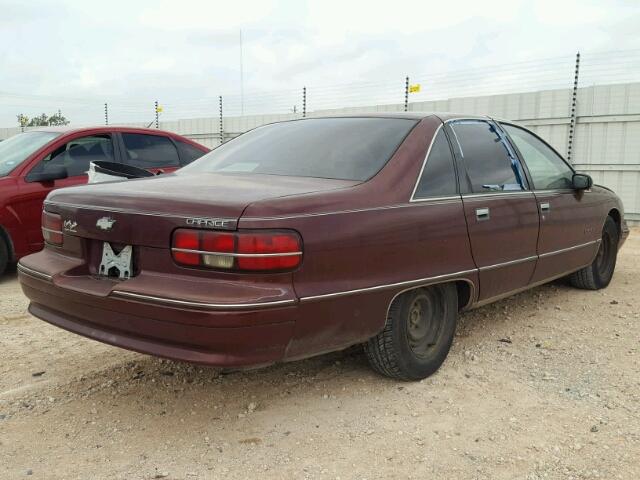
left=0, top=230, right=638, bottom=480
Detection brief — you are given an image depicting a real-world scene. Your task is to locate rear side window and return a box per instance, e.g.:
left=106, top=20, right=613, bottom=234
left=122, top=133, right=180, bottom=169
left=413, top=129, right=457, bottom=199
left=29, top=134, right=114, bottom=178
left=450, top=121, right=525, bottom=193
left=176, top=140, right=206, bottom=165
left=179, top=118, right=418, bottom=181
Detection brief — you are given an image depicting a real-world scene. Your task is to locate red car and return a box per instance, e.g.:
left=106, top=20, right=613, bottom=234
left=0, top=126, right=209, bottom=275
left=18, top=114, right=629, bottom=380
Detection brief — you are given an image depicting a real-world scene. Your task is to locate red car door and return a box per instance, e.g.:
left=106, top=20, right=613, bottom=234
left=14, top=133, right=117, bottom=252
left=447, top=119, right=540, bottom=303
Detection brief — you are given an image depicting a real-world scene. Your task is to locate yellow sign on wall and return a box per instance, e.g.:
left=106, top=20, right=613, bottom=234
left=409, top=84, right=421, bottom=93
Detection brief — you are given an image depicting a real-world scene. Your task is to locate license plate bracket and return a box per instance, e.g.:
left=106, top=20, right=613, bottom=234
left=99, top=242, right=133, bottom=280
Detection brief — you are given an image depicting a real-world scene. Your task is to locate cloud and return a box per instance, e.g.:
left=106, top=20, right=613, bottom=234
left=0, top=0, right=639, bottom=125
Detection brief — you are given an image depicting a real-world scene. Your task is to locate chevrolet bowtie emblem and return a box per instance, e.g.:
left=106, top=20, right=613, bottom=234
left=96, top=217, right=116, bottom=231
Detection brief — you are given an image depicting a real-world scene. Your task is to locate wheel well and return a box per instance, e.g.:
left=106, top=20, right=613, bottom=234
left=390, top=280, right=473, bottom=311
left=608, top=209, right=621, bottom=236
left=454, top=281, right=472, bottom=310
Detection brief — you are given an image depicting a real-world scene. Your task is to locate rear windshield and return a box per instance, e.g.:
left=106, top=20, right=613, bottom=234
left=0, top=131, right=60, bottom=177
left=179, top=117, right=418, bottom=181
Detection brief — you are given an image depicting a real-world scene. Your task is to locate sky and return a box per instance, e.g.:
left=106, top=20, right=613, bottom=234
left=1, top=0, right=640, bottom=126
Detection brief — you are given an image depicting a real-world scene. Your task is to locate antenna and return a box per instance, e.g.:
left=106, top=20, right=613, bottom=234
left=240, top=28, right=244, bottom=115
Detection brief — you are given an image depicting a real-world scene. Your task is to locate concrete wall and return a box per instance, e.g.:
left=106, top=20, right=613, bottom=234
left=2, top=82, right=639, bottom=220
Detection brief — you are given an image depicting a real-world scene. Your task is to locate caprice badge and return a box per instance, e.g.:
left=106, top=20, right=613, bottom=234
left=96, top=217, right=116, bottom=231
left=185, top=217, right=237, bottom=229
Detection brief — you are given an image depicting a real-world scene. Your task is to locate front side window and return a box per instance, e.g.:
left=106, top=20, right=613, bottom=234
left=29, top=134, right=114, bottom=178
left=502, top=124, right=574, bottom=190
left=0, top=131, right=60, bottom=177
left=413, top=129, right=457, bottom=199
left=450, top=120, right=525, bottom=193
left=180, top=118, right=418, bottom=181
left=122, top=133, right=180, bottom=169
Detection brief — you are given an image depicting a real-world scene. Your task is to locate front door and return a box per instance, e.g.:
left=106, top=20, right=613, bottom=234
left=501, top=123, right=602, bottom=282
left=447, top=119, right=540, bottom=302
left=15, top=134, right=117, bottom=251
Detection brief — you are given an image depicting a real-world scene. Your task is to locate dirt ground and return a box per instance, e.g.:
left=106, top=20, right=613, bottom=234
left=0, top=231, right=638, bottom=480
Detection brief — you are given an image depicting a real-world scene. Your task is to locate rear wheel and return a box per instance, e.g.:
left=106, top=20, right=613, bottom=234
left=0, top=237, right=8, bottom=277
left=365, top=284, right=458, bottom=381
left=568, top=216, right=619, bottom=290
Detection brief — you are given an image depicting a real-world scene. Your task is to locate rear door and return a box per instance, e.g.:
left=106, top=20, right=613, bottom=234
left=501, top=123, right=602, bottom=282
left=15, top=133, right=116, bottom=251
left=447, top=119, right=540, bottom=302
left=118, top=132, right=181, bottom=174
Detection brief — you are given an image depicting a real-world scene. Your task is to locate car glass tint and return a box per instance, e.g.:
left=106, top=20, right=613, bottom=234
left=0, top=131, right=60, bottom=177
left=502, top=124, right=573, bottom=190
left=414, top=129, right=457, bottom=198
left=179, top=118, right=418, bottom=181
left=451, top=121, right=523, bottom=193
left=176, top=140, right=206, bottom=165
left=30, top=135, right=114, bottom=177
left=122, top=133, right=180, bottom=169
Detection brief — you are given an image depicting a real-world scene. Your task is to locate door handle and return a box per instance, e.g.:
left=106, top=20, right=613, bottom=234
left=540, top=202, right=550, bottom=212
left=476, top=207, right=490, bottom=221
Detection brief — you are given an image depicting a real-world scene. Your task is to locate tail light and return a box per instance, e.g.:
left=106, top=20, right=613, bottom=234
left=172, top=229, right=302, bottom=272
left=42, top=211, right=63, bottom=246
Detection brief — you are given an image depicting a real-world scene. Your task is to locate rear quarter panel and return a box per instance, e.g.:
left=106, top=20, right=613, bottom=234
left=239, top=116, right=478, bottom=358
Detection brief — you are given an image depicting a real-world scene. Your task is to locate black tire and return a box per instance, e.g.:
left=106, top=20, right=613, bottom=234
left=365, top=283, right=458, bottom=381
left=0, top=237, right=8, bottom=277
left=568, top=216, right=619, bottom=290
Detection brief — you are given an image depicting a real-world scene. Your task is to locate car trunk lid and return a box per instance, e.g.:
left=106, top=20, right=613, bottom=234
left=44, top=172, right=357, bottom=249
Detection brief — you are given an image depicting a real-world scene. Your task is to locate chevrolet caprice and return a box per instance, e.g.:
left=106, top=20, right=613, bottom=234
left=18, top=114, right=629, bottom=380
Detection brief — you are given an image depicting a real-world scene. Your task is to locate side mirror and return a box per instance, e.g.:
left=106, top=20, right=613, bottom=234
left=26, top=166, right=68, bottom=183
left=572, top=173, right=592, bottom=190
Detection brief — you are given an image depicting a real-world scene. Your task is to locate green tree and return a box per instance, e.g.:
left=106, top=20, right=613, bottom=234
left=16, top=110, right=70, bottom=128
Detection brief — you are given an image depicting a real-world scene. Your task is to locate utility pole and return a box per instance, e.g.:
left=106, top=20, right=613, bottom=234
left=567, top=52, right=580, bottom=163
left=104, top=103, right=109, bottom=125
left=240, top=28, right=244, bottom=116
left=154, top=100, right=159, bottom=128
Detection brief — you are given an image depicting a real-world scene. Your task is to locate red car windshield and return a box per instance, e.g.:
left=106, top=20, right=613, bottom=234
left=179, top=118, right=418, bottom=181
left=0, top=131, right=60, bottom=177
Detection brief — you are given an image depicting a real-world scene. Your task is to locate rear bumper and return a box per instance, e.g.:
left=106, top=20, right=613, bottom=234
left=19, top=265, right=296, bottom=367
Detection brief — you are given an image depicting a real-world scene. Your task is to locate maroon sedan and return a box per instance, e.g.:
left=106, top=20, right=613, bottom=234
left=17, top=114, right=629, bottom=380
left=0, top=126, right=209, bottom=275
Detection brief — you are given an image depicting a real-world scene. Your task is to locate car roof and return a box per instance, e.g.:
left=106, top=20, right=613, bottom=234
left=296, top=112, right=493, bottom=122
left=27, top=125, right=179, bottom=135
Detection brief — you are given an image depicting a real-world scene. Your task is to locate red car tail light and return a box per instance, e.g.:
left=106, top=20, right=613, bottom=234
left=172, top=230, right=200, bottom=266
left=237, top=232, right=302, bottom=271
left=171, top=229, right=302, bottom=272
left=42, top=211, right=63, bottom=246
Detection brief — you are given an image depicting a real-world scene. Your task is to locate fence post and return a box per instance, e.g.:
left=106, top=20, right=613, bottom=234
left=566, top=52, right=580, bottom=163
left=404, top=76, right=409, bottom=112
left=154, top=100, right=159, bottom=128
left=104, top=103, right=109, bottom=125
left=219, top=96, right=224, bottom=144
left=302, top=87, right=307, bottom=118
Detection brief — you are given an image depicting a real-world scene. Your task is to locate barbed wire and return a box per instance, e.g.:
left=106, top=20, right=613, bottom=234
left=2, top=49, right=640, bottom=127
